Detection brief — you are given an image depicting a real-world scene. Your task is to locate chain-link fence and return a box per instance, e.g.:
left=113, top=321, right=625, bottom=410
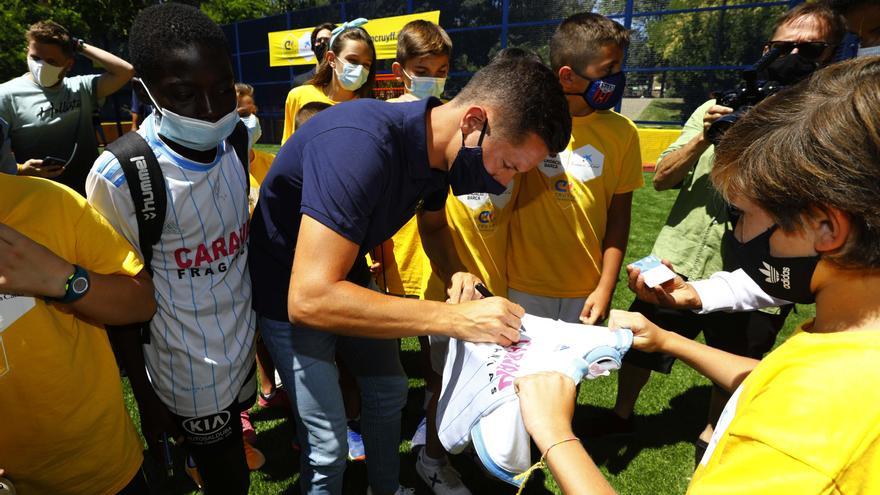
left=223, top=0, right=800, bottom=143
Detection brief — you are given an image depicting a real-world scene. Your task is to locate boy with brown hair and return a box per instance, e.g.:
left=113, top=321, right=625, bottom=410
left=507, top=13, right=643, bottom=324
left=372, top=20, right=470, bottom=495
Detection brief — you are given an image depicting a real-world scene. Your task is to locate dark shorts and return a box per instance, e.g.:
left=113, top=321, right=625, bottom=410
left=623, top=298, right=792, bottom=374
left=169, top=365, right=257, bottom=495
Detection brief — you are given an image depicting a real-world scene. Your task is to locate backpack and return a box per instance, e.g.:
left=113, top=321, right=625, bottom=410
left=105, top=121, right=250, bottom=343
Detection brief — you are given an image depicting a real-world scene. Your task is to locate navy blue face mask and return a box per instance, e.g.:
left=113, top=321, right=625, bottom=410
left=568, top=70, right=626, bottom=111
left=448, top=120, right=507, bottom=196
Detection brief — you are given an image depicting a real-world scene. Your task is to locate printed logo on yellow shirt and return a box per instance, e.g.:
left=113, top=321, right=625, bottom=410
left=456, top=185, right=513, bottom=235
left=566, top=144, right=604, bottom=182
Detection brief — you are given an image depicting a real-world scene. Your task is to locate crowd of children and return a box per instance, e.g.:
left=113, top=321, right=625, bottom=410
left=1, top=1, right=879, bottom=495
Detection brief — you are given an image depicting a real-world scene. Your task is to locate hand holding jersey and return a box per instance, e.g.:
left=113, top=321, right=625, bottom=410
left=437, top=314, right=632, bottom=485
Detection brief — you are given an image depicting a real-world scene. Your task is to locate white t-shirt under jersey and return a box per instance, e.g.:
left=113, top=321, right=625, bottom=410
left=86, top=114, right=256, bottom=417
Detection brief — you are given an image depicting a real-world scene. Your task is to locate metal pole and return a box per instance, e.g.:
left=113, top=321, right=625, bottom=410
left=617, top=0, right=634, bottom=113
left=233, top=21, right=243, bottom=82
left=501, top=0, right=510, bottom=49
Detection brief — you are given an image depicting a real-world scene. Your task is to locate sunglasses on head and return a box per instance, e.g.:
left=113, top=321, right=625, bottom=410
left=763, top=40, right=832, bottom=61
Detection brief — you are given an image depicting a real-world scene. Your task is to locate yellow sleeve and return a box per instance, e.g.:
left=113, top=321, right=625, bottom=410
left=281, top=89, right=298, bottom=145
left=615, top=125, right=645, bottom=194
left=689, top=437, right=837, bottom=495
left=74, top=200, right=144, bottom=277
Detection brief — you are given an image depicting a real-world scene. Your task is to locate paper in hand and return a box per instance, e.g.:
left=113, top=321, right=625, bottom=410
left=631, top=255, right=676, bottom=288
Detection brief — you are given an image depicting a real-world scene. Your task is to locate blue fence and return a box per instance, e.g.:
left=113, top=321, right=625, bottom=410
left=222, top=0, right=802, bottom=143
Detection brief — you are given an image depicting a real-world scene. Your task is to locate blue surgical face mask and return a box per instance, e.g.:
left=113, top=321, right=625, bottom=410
left=335, top=59, right=369, bottom=91
left=136, top=77, right=239, bottom=152
left=448, top=120, right=507, bottom=196
left=242, top=114, right=262, bottom=148
left=568, top=70, right=626, bottom=111
left=402, top=68, right=446, bottom=100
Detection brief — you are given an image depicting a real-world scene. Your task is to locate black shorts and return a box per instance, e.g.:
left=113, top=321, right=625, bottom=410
left=169, top=365, right=257, bottom=495
left=623, top=298, right=792, bottom=374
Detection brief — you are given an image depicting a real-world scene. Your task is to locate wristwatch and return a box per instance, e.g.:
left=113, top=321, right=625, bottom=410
left=71, top=36, right=85, bottom=52
left=49, top=264, right=90, bottom=304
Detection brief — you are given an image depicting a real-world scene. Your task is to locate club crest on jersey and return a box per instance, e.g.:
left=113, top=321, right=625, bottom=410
left=478, top=210, right=495, bottom=224
left=182, top=410, right=231, bottom=437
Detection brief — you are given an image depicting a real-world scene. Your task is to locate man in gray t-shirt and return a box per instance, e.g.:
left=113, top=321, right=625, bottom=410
left=0, top=20, right=133, bottom=195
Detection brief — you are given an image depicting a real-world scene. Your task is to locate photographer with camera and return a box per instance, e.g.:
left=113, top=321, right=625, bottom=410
left=589, top=3, right=845, bottom=466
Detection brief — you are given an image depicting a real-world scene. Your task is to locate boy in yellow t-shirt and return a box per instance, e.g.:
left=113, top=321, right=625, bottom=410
left=370, top=20, right=475, bottom=495
left=0, top=175, right=156, bottom=494
left=372, top=20, right=453, bottom=300
left=507, top=13, right=643, bottom=324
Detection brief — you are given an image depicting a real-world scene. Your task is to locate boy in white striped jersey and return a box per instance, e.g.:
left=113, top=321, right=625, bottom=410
left=86, top=4, right=256, bottom=493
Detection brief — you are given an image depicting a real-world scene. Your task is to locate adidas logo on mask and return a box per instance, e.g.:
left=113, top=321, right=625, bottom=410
left=759, top=261, right=791, bottom=289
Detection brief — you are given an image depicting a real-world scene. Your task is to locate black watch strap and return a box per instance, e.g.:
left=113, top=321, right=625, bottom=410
left=49, top=264, right=90, bottom=304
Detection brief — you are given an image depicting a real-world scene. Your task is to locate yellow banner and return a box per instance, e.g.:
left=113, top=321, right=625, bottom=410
left=268, top=11, right=441, bottom=67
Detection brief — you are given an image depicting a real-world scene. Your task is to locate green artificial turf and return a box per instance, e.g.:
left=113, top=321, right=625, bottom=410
left=123, top=169, right=814, bottom=494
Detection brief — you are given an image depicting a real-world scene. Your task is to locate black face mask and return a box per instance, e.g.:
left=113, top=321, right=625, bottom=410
left=447, top=120, right=507, bottom=196
left=761, top=52, right=818, bottom=85
left=313, top=40, right=328, bottom=63
left=736, top=224, right=820, bottom=304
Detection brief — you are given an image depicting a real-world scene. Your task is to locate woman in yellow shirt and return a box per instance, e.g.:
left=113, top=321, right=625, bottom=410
left=512, top=56, right=880, bottom=495
left=280, top=20, right=376, bottom=144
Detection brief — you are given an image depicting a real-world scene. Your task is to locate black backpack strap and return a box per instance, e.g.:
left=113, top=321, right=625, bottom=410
left=106, top=132, right=167, bottom=273
left=106, top=132, right=167, bottom=346
left=227, top=120, right=250, bottom=195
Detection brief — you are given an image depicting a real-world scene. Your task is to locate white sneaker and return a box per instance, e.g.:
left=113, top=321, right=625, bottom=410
left=416, top=452, right=472, bottom=495
left=366, top=486, right=416, bottom=495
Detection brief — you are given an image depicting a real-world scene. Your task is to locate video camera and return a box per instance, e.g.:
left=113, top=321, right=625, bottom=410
left=706, top=46, right=807, bottom=145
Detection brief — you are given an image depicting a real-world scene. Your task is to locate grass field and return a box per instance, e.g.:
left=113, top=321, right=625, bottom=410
left=125, top=159, right=815, bottom=494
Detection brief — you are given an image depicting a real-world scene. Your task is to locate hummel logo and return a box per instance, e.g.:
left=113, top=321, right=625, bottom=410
left=759, top=261, right=790, bottom=289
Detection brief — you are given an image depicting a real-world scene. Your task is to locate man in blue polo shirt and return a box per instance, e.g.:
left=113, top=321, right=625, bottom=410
left=249, top=56, right=570, bottom=495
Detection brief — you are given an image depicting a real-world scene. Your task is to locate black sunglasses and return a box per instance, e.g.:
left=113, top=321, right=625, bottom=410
left=763, top=40, right=833, bottom=61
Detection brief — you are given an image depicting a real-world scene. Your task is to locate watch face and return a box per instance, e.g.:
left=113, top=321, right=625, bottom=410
left=71, top=276, right=89, bottom=294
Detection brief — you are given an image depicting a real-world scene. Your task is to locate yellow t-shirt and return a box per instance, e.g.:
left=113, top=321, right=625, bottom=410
left=248, top=148, right=275, bottom=215
left=281, top=83, right=337, bottom=144
left=423, top=180, right=519, bottom=301
left=507, top=110, right=643, bottom=298
left=0, top=175, right=144, bottom=494
left=690, top=324, right=880, bottom=494
left=372, top=216, right=430, bottom=297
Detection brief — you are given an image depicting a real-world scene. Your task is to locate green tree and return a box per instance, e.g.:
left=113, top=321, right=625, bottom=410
left=0, top=0, right=144, bottom=82
left=643, top=0, right=786, bottom=115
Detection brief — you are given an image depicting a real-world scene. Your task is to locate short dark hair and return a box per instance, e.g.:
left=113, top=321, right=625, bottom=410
left=26, top=21, right=74, bottom=58
left=311, top=22, right=336, bottom=49
left=493, top=47, right=543, bottom=64
left=773, top=2, right=846, bottom=47
left=295, top=101, right=332, bottom=130
left=550, top=13, right=630, bottom=72
left=452, top=57, right=571, bottom=154
left=130, top=3, right=230, bottom=84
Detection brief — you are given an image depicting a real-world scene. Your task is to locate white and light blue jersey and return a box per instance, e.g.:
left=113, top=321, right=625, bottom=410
left=86, top=114, right=256, bottom=417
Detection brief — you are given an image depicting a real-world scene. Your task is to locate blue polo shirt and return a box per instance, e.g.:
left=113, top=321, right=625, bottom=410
left=249, top=97, right=448, bottom=320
